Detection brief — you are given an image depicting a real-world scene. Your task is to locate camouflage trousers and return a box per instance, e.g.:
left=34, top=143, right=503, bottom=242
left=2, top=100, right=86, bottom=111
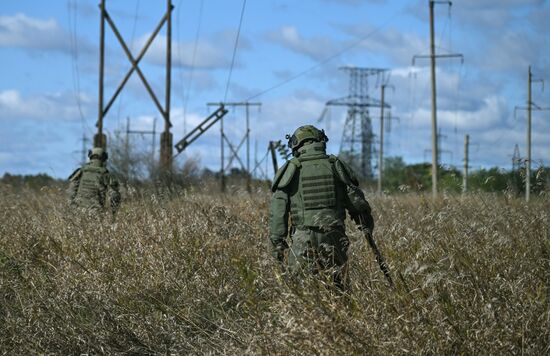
left=287, top=226, right=350, bottom=291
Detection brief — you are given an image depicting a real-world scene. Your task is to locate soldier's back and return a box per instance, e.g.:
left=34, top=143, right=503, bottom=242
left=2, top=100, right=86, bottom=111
left=73, top=162, right=108, bottom=210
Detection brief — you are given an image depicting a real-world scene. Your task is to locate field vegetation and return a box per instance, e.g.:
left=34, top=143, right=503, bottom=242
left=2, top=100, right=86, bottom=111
left=1, top=182, right=549, bottom=354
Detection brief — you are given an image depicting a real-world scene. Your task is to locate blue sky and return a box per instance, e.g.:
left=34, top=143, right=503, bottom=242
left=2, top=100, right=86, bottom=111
left=1, top=0, right=549, bottom=178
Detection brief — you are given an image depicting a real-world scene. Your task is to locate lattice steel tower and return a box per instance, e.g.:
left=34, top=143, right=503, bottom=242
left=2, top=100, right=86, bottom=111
left=326, top=67, right=389, bottom=178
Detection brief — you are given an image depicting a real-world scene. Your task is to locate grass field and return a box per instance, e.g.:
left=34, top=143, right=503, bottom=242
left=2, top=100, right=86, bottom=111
left=1, top=184, right=549, bottom=354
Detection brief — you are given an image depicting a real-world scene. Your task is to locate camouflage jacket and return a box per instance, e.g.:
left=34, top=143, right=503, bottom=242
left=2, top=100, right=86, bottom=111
left=68, top=159, right=121, bottom=213
left=268, top=142, right=374, bottom=248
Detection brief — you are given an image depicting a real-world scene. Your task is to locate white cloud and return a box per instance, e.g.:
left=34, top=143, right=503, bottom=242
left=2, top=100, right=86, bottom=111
left=0, top=13, right=93, bottom=54
left=135, top=30, right=250, bottom=69
left=340, top=24, right=427, bottom=66
left=265, top=26, right=340, bottom=61
left=482, top=30, right=538, bottom=71
left=0, top=90, right=92, bottom=121
left=407, top=95, right=506, bottom=130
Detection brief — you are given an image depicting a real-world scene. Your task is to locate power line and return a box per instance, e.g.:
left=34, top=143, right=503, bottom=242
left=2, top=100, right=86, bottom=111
left=244, top=7, right=404, bottom=102
left=67, top=0, right=89, bottom=133
left=176, top=0, right=186, bottom=135
left=412, top=0, right=463, bottom=199
left=182, top=0, right=205, bottom=136
left=116, top=0, right=141, bottom=127
left=408, top=1, right=453, bottom=126
left=224, top=0, right=247, bottom=102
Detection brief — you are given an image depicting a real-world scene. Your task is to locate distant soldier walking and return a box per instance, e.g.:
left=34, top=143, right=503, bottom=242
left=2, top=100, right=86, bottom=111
left=269, top=125, right=375, bottom=290
left=68, top=147, right=121, bottom=216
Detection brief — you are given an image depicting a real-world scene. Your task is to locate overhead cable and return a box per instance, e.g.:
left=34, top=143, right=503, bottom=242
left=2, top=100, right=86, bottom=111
left=224, top=0, right=248, bottom=102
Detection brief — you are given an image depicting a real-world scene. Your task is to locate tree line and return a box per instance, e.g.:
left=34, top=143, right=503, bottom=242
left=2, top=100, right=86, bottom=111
left=371, top=156, right=548, bottom=196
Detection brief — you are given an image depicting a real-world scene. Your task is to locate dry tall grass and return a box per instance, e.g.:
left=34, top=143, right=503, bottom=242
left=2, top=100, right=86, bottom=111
left=1, top=185, right=549, bottom=354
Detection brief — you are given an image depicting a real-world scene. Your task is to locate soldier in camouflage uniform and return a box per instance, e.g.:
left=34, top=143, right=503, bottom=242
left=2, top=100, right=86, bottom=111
left=269, top=125, right=374, bottom=290
left=68, top=147, right=121, bottom=216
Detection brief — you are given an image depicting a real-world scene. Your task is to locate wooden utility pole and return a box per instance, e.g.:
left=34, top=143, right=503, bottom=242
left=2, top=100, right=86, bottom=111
left=117, top=117, right=158, bottom=179
left=269, top=141, right=279, bottom=173
left=463, top=134, right=469, bottom=193
left=207, top=102, right=260, bottom=193
left=413, top=1, right=463, bottom=200
left=378, top=84, right=387, bottom=195
left=159, top=0, right=173, bottom=173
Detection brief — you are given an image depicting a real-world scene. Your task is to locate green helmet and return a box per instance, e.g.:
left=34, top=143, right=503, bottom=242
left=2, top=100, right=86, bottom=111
left=286, top=125, right=329, bottom=151
left=88, top=147, right=108, bottom=161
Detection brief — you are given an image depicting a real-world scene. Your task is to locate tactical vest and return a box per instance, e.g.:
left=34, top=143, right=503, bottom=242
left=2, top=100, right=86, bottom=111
left=76, top=161, right=107, bottom=207
left=289, top=151, right=346, bottom=229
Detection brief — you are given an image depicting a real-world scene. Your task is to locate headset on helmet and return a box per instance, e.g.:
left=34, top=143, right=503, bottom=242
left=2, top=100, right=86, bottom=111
left=285, top=125, right=329, bottom=151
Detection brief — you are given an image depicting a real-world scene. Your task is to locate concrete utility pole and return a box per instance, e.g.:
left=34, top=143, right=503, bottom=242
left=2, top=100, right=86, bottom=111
left=221, top=114, right=225, bottom=192
left=413, top=1, right=463, bottom=200
left=423, top=129, right=452, bottom=166
left=378, top=84, right=387, bottom=195
left=94, top=0, right=174, bottom=172
left=463, top=134, right=469, bottom=194
left=246, top=104, right=251, bottom=193
left=125, top=117, right=130, bottom=178
left=428, top=0, right=438, bottom=199
left=515, top=66, right=548, bottom=202
left=527, top=66, right=532, bottom=202
left=512, top=144, right=521, bottom=172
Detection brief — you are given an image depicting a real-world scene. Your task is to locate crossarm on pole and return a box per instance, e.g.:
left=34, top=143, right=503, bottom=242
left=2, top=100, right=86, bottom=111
left=174, top=105, right=228, bottom=153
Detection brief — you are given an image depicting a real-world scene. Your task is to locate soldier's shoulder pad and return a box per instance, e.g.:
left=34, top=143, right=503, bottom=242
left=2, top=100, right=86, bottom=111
left=68, top=168, right=82, bottom=181
left=271, top=159, right=299, bottom=192
left=333, top=157, right=359, bottom=186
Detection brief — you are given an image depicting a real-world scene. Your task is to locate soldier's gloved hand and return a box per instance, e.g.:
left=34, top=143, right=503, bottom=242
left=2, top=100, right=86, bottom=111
left=352, top=213, right=374, bottom=234
left=271, top=240, right=289, bottom=263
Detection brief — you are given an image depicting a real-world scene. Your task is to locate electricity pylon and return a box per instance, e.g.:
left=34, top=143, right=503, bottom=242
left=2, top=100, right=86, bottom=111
left=324, top=67, right=390, bottom=178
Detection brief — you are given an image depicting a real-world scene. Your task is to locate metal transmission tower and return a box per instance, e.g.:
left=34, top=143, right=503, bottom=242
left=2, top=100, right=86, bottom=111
left=94, top=0, right=174, bottom=173
left=325, top=67, right=390, bottom=178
